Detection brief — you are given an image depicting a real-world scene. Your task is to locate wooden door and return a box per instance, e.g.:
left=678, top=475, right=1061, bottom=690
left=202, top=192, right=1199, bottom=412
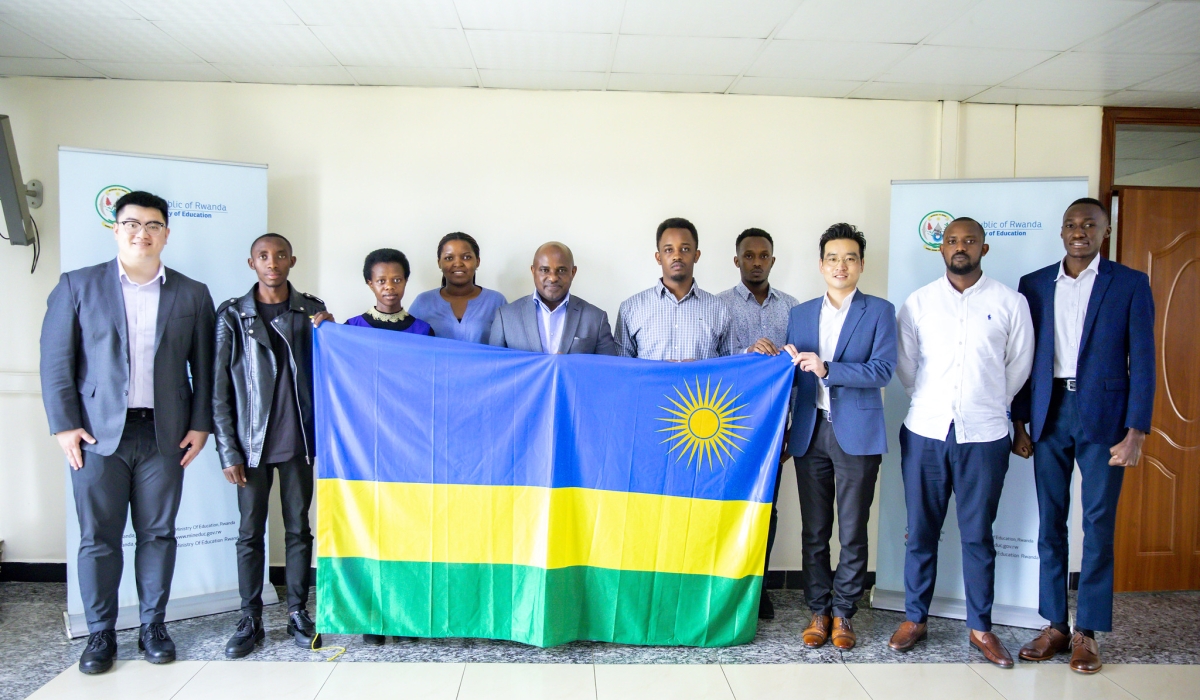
left=1113, top=186, right=1200, bottom=592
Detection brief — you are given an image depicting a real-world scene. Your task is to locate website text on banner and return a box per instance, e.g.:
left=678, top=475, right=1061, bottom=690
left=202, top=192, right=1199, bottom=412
left=314, top=324, right=793, bottom=647
left=873, top=177, right=1089, bottom=629
left=57, top=147, right=272, bottom=637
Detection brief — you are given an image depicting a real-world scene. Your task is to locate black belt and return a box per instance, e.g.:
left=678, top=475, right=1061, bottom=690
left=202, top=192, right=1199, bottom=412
left=1055, top=378, right=1077, bottom=392
left=819, top=408, right=833, bottom=422
left=127, top=407, right=154, bottom=421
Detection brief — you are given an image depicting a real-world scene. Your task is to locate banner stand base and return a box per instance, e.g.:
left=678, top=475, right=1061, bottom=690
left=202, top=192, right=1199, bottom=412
left=871, top=587, right=1048, bottom=630
left=63, top=587, right=279, bottom=639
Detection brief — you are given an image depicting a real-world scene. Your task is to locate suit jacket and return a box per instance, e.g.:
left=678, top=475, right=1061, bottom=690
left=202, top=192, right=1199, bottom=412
left=1012, top=257, right=1155, bottom=445
left=40, top=258, right=216, bottom=457
left=785, top=290, right=897, bottom=456
left=488, top=294, right=619, bottom=355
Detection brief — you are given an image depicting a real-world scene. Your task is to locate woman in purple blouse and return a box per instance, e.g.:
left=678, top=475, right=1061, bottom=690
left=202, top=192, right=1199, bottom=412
left=344, top=248, right=433, bottom=336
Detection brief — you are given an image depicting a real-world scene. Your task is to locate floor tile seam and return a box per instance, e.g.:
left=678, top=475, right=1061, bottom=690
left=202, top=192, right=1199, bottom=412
left=1098, top=666, right=1147, bottom=700
left=965, top=662, right=1008, bottom=700
left=453, top=660, right=467, bottom=700
left=311, top=659, right=342, bottom=700
left=716, top=661, right=735, bottom=700
left=167, top=660, right=211, bottom=700
left=592, top=663, right=598, bottom=700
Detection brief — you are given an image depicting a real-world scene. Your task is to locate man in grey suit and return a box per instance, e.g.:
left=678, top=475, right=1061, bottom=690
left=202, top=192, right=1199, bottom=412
left=488, top=242, right=618, bottom=355
left=40, top=191, right=215, bottom=674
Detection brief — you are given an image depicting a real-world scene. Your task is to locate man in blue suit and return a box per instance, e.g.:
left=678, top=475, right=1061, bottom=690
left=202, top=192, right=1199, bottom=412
left=1012, top=198, right=1155, bottom=674
left=778, top=223, right=896, bottom=651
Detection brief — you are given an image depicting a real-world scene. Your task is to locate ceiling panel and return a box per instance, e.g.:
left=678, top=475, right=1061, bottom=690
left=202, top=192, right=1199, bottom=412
left=455, top=0, right=624, bottom=33
left=1004, top=51, right=1195, bottom=91
left=311, top=25, right=473, bottom=68
left=0, top=21, right=65, bottom=58
left=283, top=0, right=461, bottom=28
left=215, top=64, right=354, bottom=84
left=851, top=81, right=987, bottom=101
left=5, top=15, right=201, bottom=62
left=347, top=65, right=477, bottom=86
left=607, top=72, right=735, bottom=93
left=613, top=35, right=761, bottom=75
left=121, top=0, right=302, bottom=24
left=966, top=87, right=1111, bottom=105
left=466, top=30, right=613, bottom=72
left=747, top=40, right=910, bottom=81
left=1133, top=59, right=1200, bottom=92
left=1077, top=1, right=1200, bottom=55
left=879, top=45, right=1056, bottom=85
left=84, top=61, right=231, bottom=81
left=1100, top=90, right=1200, bottom=108
left=775, top=0, right=976, bottom=44
left=157, top=22, right=336, bottom=65
left=0, top=0, right=139, bottom=19
left=730, top=76, right=860, bottom=97
left=926, top=0, right=1152, bottom=52
left=0, top=56, right=103, bottom=77
left=620, top=0, right=801, bottom=38
left=479, top=69, right=607, bottom=90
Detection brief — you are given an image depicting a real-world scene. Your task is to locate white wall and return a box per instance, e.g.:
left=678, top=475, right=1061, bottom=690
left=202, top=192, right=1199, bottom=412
left=0, top=77, right=1100, bottom=573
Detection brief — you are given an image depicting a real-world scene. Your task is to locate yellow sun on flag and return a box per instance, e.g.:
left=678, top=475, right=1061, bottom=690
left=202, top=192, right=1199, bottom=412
left=657, top=377, right=752, bottom=469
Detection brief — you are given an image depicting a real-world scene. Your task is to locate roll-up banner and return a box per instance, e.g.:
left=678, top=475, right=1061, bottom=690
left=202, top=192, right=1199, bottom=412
left=58, top=147, right=274, bottom=637
left=873, top=177, right=1088, bottom=629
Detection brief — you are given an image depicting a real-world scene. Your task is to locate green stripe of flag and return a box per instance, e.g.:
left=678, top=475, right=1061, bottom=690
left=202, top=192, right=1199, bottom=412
left=317, top=557, right=762, bottom=648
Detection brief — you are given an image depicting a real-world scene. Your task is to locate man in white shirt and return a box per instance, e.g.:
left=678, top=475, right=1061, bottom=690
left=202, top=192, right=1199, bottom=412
left=888, top=218, right=1034, bottom=669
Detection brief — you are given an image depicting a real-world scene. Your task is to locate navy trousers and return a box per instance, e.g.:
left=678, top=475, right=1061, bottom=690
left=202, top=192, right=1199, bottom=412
left=1034, top=386, right=1125, bottom=632
left=900, top=424, right=1010, bottom=631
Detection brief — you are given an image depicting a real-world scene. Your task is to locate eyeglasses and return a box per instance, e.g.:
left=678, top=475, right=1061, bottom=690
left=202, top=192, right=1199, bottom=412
left=822, top=255, right=861, bottom=266
left=117, top=220, right=166, bottom=235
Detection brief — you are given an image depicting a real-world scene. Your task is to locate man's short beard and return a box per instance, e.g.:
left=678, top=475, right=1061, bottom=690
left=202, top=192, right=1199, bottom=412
left=668, top=270, right=689, bottom=283
left=947, top=259, right=979, bottom=275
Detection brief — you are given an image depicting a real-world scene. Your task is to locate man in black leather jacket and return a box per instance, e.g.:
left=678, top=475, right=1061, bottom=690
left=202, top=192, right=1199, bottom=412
left=213, top=233, right=325, bottom=658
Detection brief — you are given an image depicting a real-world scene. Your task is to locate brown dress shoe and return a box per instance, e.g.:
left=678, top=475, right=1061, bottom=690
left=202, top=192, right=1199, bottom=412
left=831, top=617, right=856, bottom=650
left=971, top=631, right=1014, bottom=668
left=802, top=614, right=832, bottom=648
left=1070, top=633, right=1102, bottom=674
left=1019, top=626, right=1071, bottom=661
left=888, top=621, right=927, bottom=652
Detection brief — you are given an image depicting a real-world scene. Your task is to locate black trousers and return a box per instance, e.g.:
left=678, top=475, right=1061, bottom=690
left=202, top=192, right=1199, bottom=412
left=794, top=415, right=881, bottom=619
left=236, top=456, right=313, bottom=616
left=72, top=413, right=185, bottom=633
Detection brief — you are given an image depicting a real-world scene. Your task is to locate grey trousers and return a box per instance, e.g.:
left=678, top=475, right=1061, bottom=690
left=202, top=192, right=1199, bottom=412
left=72, top=414, right=185, bottom=633
left=794, top=414, right=882, bottom=619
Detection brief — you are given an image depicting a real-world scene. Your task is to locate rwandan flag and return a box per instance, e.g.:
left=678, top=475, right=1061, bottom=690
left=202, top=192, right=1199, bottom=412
left=314, top=323, right=793, bottom=647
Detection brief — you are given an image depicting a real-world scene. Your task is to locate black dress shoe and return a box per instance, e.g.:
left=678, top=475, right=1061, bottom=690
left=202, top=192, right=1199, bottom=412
left=138, top=622, right=176, bottom=664
left=287, top=610, right=321, bottom=649
left=79, top=630, right=117, bottom=675
left=225, top=616, right=265, bottom=659
left=363, top=634, right=386, bottom=646
left=758, top=588, right=775, bottom=620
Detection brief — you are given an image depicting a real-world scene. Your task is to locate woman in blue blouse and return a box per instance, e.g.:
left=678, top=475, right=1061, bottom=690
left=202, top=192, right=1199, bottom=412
left=409, top=232, right=506, bottom=343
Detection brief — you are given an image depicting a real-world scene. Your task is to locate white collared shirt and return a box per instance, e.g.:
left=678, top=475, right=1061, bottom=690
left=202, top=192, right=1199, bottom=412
left=118, top=261, right=166, bottom=409
left=896, top=274, right=1034, bottom=444
left=534, top=292, right=570, bottom=354
left=815, top=289, right=855, bottom=411
left=1053, top=255, right=1100, bottom=378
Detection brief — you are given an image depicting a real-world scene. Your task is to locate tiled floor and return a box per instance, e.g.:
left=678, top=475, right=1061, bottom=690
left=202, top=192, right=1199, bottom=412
left=23, top=661, right=1200, bottom=700
left=4, top=582, right=1198, bottom=700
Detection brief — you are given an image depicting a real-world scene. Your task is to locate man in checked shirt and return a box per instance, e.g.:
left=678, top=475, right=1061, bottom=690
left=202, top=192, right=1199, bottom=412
left=615, top=217, right=733, bottom=361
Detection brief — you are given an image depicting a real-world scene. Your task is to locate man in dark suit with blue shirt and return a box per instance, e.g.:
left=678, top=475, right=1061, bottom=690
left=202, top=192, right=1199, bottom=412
left=777, top=223, right=897, bottom=651
left=1012, top=198, right=1155, bottom=674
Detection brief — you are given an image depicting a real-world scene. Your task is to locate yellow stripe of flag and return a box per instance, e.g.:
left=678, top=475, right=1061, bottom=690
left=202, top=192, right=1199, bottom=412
left=317, top=479, right=771, bottom=580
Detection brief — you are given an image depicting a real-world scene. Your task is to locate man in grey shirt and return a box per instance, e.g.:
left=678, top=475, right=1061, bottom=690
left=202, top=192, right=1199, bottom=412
left=615, top=217, right=732, bottom=361
left=717, top=228, right=798, bottom=620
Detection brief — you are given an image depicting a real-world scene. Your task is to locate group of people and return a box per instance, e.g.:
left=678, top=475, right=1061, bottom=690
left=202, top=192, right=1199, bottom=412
left=41, top=191, right=1154, bottom=677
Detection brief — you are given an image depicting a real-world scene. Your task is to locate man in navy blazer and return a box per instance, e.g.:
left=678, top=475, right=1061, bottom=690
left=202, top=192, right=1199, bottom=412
left=1012, top=197, right=1155, bottom=674
left=778, top=224, right=896, bottom=651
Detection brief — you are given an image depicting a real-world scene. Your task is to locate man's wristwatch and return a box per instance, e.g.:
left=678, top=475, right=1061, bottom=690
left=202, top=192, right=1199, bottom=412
left=823, top=361, right=829, bottom=376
